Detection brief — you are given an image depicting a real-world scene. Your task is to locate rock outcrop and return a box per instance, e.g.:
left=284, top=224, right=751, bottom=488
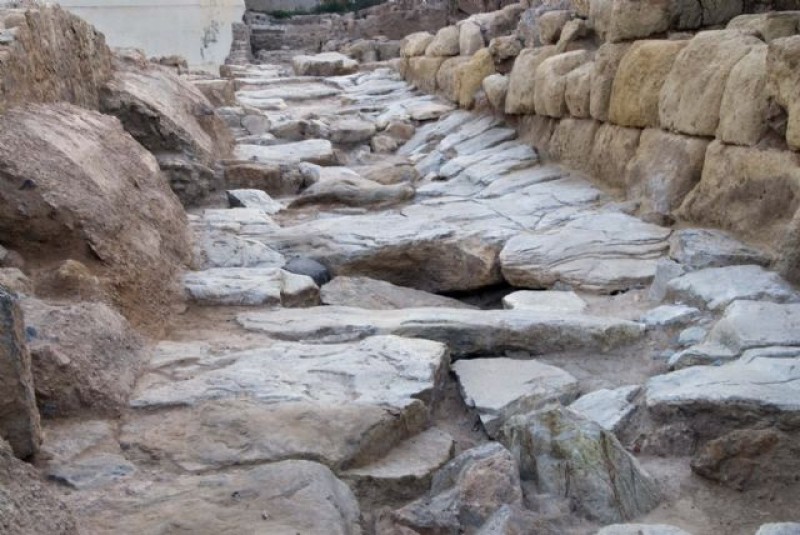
left=0, top=103, right=192, bottom=329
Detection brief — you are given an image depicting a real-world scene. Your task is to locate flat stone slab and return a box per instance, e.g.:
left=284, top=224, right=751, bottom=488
left=452, top=358, right=580, bottom=436
left=638, top=305, right=701, bottom=328
left=236, top=306, right=645, bottom=357
left=236, top=82, right=340, bottom=103
left=669, top=228, right=771, bottom=270
left=646, top=355, right=800, bottom=426
left=704, top=300, right=800, bottom=355
left=666, top=265, right=800, bottom=311
left=131, top=335, right=448, bottom=410
left=500, top=212, right=671, bottom=293
left=80, top=461, right=361, bottom=535
left=235, top=139, right=336, bottom=165
left=192, top=228, right=285, bottom=269
left=183, top=267, right=318, bottom=306
left=321, top=276, right=474, bottom=309
left=343, top=428, right=454, bottom=502
left=569, top=385, right=641, bottom=433
left=226, top=189, right=283, bottom=214
left=756, top=523, right=800, bottom=535
left=502, top=290, right=588, bottom=314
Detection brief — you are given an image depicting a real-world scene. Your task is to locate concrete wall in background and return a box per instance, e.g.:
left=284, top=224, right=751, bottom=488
left=59, top=0, right=245, bottom=72
left=246, top=0, right=321, bottom=11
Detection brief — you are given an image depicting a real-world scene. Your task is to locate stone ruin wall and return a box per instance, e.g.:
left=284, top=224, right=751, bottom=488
left=398, top=0, right=800, bottom=286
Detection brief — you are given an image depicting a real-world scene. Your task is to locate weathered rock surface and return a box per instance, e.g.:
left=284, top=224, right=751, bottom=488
left=768, top=35, right=800, bottom=150
left=665, top=265, right=799, bottom=311
left=425, top=25, right=461, bottom=57
left=101, top=58, right=233, bottom=205
left=226, top=188, right=283, bottom=214
left=235, top=139, right=336, bottom=165
left=21, top=299, right=145, bottom=418
left=659, top=30, right=763, bottom=137
left=83, top=460, right=361, bottom=535
left=499, top=406, right=660, bottom=524
left=500, top=212, right=671, bottom=293
left=569, top=385, right=640, bottom=433
left=343, top=428, right=455, bottom=503
left=292, top=52, right=358, bottom=76
left=0, top=5, right=112, bottom=113
left=453, top=357, right=580, bottom=436
left=321, top=276, right=473, bottom=309
left=590, top=0, right=671, bottom=43
left=0, top=438, right=78, bottom=534
left=236, top=306, right=644, bottom=357
left=505, top=46, right=558, bottom=114
left=669, top=229, right=770, bottom=270
left=0, top=288, right=40, bottom=459
left=402, top=32, right=435, bottom=57
left=691, top=429, right=800, bottom=491
left=290, top=173, right=414, bottom=208
left=0, top=103, right=191, bottom=328
left=756, top=523, right=800, bottom=535
left=646, top=353, right=800, bottom=434
left=717, top=44, right=770, bottom=146
left=625, top=130, right=708, bottom=219
left=639, top=305, right=700, bottom=328
left=389, top=442, right=524, bottom=534
left=183, top=267, right=318, bottom=306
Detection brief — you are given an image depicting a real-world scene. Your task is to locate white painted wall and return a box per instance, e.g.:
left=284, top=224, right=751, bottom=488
left=58, top=0, right=246, bottom=73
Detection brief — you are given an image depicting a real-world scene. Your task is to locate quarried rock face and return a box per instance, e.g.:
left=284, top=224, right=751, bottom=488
left=0, top=103, right=192, bottom=330
left=0, top=288, right=40, bottom=459
left=0, top=6, right=112, bottom=113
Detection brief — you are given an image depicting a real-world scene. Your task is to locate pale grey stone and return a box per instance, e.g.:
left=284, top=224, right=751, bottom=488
left=678, top=326, right=707, bottom=347
left=321, top=276, right=473, bottom=309
left=236, top=306, right=645, bottom=357
left=226, top=189, right=284, bottom=214
left=569, top=385, right=641, bottom=433
left=755, top=523, right=800, bottom=535
left=183, top=267, right=318, bottom=307
left=292, top=52, right=358, bottom=76
left=501, top=213, right=671, bottom=293
left=597, top=525, right=694, bottom=535
left=649, top=259, right=687, bottom=302
left=639, top=305, right=700, bottom=327
left=453, top=358, right=580, bottom=436
left=235, top=139, right=336, bottom=165
left=705, top=301, right=800, bottom=355
left=666, top=265, right=800, bottom=311
left=502, top=290, right=588, bottom=313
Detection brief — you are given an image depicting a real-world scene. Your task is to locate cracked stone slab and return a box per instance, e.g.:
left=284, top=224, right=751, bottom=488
left=183, top=267, right=318, bottom=306
left=192, top=228, right=285, bottom=269
left=79, top=460, right=361, bottom=535
left=665, top=265, right=800, bottom=311
left=236, top=306, right=644, bottom=357
left=226, top=189, right=284, bottom=214
left=131, top=336, right=448, bottom=410
left=500, top=212, right=671, bottom=293
left=638, top=305, right=701, bottom=328
left=452, top=357, right=580, bottom=436
left=235, top=139, right=336, bottom=165
left=321, top=276, right=474, bottom=309
left=703, top=300, right=800, bottom=355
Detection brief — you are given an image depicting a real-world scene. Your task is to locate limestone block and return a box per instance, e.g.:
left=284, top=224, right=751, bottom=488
left=537, top=10, right=572, bottom=45
left=436, top=57, right=471, bottom=102
left=590, top=124, right=641, bottom=190
left=625, top=128, right=709, bottom=217
left=483, top=73, right=509, bottom=110
left=590, top=0, right=672, bottom=43
left=717, top=44, right=770, bottom=146
left=459, top=20, right=485, bottom=56
left=455, top=48, right=496, bottom=108
left=728, top=12, right=800, bottom=42
left=401, top=31, right=434, bottom=57
left=609, top=40, right=687, bottom=128
left=548, top=118, right=600, bottom=172
left=677, top=140, right=800, bottom=248
left=564, top=62, right=593, bottom=118
left=534, top=50, right=593, bottom=118
left=504, top=46, right=558, bottom=114
left=425, top=26, right=460, bottom=57
left=659, top=30, right=762, bottom=137
left=407, top=56, right=446, bottom=93
left=590, top=43, right=632, bottom=122
left=767, top=35, right=800, bottom=150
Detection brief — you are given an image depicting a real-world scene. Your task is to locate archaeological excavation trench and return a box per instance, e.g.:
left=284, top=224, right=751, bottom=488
left=2, top=1, right=800, bottom=534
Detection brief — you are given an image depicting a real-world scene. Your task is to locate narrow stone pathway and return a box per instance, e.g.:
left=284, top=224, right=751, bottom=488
left=38, top=60, right=800, bottom=535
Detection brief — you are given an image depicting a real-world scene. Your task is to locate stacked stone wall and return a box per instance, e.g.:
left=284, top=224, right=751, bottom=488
left=397, top=0, right=800, bottom=284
